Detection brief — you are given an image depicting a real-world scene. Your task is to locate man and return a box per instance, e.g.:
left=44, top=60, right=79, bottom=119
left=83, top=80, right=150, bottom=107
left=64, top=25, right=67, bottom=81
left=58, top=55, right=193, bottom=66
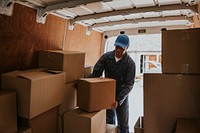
left=88, top=34, right=136, bottom=133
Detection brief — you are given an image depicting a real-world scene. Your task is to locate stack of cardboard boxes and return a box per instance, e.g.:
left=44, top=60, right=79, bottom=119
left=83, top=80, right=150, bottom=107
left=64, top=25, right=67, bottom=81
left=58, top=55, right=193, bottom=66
left=39, top=50, right=118, bottom=133
left=63, top=77, right=117, bottom=133
left=0, top=49, right=118, bottom=133
left=38, top=50, right=85, bottom=133
left=1, top=68, right=66, bottom=133
left=143, top=28, right=200, bottom=133
left=1, top=68, right=65, bottom=119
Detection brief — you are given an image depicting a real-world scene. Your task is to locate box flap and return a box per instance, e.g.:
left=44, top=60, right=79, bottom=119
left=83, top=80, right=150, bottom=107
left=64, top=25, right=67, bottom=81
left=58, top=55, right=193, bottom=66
left=43, top=69, right=63, bottom=74
left=43, top=50, right=85, bottom=55
left=17, top=71, right=54, bottom=80
left=1, top=70, right=21, bottom=78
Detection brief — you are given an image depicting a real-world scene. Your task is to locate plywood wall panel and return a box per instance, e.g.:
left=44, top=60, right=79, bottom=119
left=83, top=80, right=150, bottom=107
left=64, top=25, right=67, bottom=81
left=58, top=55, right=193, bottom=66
left=0, top=3, right=103, bottom=88
left=0, top=3, right=66, bottom=74
left=63, top=23, right=102, bottom=66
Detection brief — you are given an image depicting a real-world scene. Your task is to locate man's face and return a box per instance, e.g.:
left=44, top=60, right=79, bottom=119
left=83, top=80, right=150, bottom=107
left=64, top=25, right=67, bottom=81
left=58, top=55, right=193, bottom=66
left=115, top=45, right=126, bottom=59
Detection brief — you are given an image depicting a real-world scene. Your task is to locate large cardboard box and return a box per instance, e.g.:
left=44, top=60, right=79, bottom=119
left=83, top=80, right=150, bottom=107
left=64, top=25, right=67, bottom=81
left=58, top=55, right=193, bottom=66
left=18, top=107, right=58, bottom=133
left=175, top=118, right=200, bottom=133
left=63, top=108, right=106, bottom=133
left=77, top=78, right=116, bottom=112
left=0, top=90, right=17, bottom=133
left=1, top=68, right=65, bottom=119
left=134, top=117, right=144, bottom=133
left=144, top=74, right=200, bottom=133
left=106, top=124, right=118, bottom=133
left=38, top=50, right=85, bottom=83
left=162, top=28, right=200, bottom=74
left=58, top=81, right=77, bottom=115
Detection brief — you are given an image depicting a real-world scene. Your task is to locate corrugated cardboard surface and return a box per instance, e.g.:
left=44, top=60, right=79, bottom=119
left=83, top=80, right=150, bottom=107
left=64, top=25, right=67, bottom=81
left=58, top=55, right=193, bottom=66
left=144, top=74, right=200, bottom=133
left=38, top=51, right=64, bottom=70
left=77, top=78, right=116, bottom=112
left=38, top=50, right=85, bottom=83
left=1, top=68, right=65, bottom=119
left=18, top=107, right=58, bottom=133
left=162, top=28, right=200, bottom=74
left=63, top=108, right=106, bottom=133
left=58, top=81, right=77, bottom=115
left=0, top=91, right=17, bottom=133
left=106, top=124, right=118, bottom=133
left=175, top=118, right=200, bottom=133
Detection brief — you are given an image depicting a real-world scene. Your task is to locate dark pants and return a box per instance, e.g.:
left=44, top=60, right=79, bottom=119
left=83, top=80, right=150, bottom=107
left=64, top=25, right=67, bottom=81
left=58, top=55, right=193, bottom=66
left=106, top=97, right=129, bottom=133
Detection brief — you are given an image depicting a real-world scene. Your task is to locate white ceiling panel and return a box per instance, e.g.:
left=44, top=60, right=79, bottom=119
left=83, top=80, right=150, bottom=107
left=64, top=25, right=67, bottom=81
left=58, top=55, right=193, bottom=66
left=158, top=0, right=181, bottom=5
left=79, top=17, right=110, bottom=26
left=162, top=10, right=182, bottom=16
left=81, top=2, right=112, bottom=13
left=65, top=6, right=93, bottom=16
left=156, top=20, right=191, bottom=26
left=105, top=0, right=134, bottom=10
left=141, top=12, right=161, bottom=18
left=53, top=9, right=76, bottom=19
left=80, top=20, right=93, bottom=26
left=93, top=18, right=109, bottom=23
left=95, top=19, right=191, bottom=31
left=181, top=9, right=198, bottom=16
left=161, top=9, right=195, bottom=16
left=105, top=15, right=125, bottom=21
left=124, top=13, right=144, bottom=19
left=130, top=0, right=156, bottom=8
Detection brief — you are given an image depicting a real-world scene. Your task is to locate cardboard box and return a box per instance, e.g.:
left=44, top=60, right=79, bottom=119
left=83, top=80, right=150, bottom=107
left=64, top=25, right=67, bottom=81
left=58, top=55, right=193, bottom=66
left=58, top=81, right=77, bottom=115
left=134, top=117, right=144, bottom=133
left=63, top=108, right=106, bottom=133
left=84, top=66, right=93, bottom=78
left=162, top=28, right=200, bottom=74
left=144, top=74, right=200, bottom=133
left=18, top=107, right=58, bottom=133
left=77, top=78, right=116, bottom=112
left=106, top=124, right=118, bottom=133
left=1, top=68, right=65, bottom=119
left=38, top=50, right=85, bottom=83
left=0, top=90, right=17, bottom=133
left=175, top=118, right=200, bottom=133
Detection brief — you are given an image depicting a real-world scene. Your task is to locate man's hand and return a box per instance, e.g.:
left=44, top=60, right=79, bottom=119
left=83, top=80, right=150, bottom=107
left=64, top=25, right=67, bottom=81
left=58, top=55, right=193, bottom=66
left=111, top=101, right=118, bottom=109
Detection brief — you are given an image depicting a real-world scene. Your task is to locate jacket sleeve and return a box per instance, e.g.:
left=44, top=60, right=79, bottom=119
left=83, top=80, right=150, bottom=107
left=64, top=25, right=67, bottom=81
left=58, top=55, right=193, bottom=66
left=116, top=60, right=136, bottom=105
left=88, top=54, right=106, bottom=78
